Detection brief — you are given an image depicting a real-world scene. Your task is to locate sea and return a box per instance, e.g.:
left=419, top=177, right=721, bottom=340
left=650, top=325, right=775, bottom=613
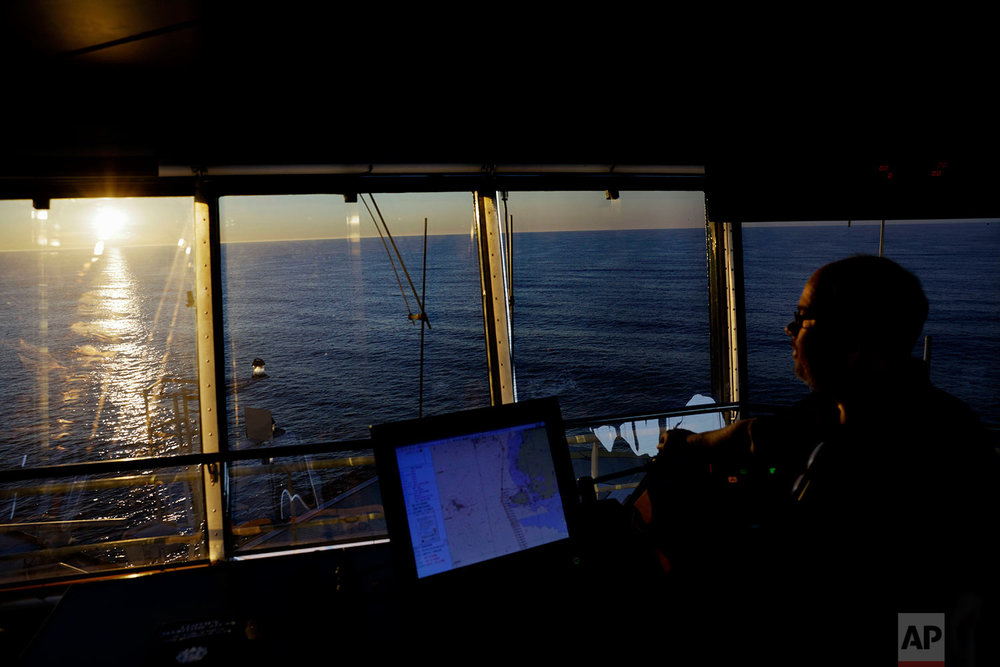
left=1, top=220, right=998, bottom=569
left=2, top=221, right=999, bottom=472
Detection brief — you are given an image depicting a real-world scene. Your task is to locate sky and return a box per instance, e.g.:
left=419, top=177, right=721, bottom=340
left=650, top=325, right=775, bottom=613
left=3, top=191, right=986, bottom=252
left=0, top=191, right=709, bottom=251
left=0, top=197, right=195, bottom=251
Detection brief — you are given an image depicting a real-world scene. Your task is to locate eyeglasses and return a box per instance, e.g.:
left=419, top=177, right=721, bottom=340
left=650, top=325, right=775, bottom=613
left=786, top=311, right=814, bottom=335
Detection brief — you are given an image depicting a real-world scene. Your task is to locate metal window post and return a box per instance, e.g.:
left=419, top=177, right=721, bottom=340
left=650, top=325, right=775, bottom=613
left=706, top=217, right=748, bottom=420
left=194, top=185, right=229, bottom=563
left=473, top=191, right=516, bottom=405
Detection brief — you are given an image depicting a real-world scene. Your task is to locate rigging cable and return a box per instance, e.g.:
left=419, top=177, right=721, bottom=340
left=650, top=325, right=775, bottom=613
left=418, top=218, right=428, bottom=418
left=361, top=194, right=431, bottom=329
left=359, top=196, right=431, bottom=418
left=360, top=194, right=412, bottom=319
left=501, top=191, right=514, bottom=323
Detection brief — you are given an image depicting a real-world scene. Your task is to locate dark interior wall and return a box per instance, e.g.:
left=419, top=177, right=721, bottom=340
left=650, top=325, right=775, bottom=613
left=2, top=2, right=997, bottom=222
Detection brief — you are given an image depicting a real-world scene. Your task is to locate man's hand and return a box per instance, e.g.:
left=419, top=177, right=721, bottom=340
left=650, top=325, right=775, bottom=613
left=653, top=428, right=703, bottom=470
left=655, top=419, right=756, bottom=466
left=657, top=427, right=698, bottom=453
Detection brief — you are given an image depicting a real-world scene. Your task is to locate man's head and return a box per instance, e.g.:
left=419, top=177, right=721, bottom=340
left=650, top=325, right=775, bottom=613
left=786, top=255, right=928, bottom=395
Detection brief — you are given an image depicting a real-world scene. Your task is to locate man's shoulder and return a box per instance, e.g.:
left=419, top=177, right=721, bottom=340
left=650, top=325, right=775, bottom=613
left=903, top=382, right=999, bottom=479
left=917, top=384, right=987, bottom=435
left=896, top=360, right=987, bottom=436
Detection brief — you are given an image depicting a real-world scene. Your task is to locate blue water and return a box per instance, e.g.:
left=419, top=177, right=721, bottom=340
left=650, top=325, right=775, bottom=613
left=2, top=222, right=998, bottom=472
left=510, top=228, right=710, bottom=418
left=220, top=234, right=489, bottom=446
left=2, top=222, right=998, bottom=566
left=743, top=221, right=1000, bottom=418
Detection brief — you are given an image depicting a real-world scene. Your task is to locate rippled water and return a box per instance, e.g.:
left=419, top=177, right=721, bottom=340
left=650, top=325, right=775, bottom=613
left=1, top=223, right=997, bottom=564
left=4, top=222, right=998, bottom=471
left=744, top=221, right=1000, bottom=419
left=1, top=244, right=199, bottom=466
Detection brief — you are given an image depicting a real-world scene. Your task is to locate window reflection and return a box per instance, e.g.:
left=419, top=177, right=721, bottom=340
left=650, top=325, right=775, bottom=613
left=0, top=198, right=203, bottom=584
left=1, top=198, right=199, bottom=465
left=229, top=452, right=383, bottom=554
left=0, top=466, right=207, bottom=584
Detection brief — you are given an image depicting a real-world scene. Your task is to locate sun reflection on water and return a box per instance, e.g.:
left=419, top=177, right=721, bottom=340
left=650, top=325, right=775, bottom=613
left=81, top=248, right=148, bottom=452
left=65, top=239, right=199, bottom=459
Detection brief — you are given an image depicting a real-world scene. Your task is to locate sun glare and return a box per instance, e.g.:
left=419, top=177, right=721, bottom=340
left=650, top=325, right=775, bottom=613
left=95, top=205, right=128, bottom=242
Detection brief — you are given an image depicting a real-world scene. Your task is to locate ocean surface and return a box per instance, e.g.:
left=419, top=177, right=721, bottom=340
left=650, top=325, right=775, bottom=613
left=2, top=221, right=998, bottom=473
left=1, top=221, right=998, bottom=567
left=743, top=221, right=1000, bottom=417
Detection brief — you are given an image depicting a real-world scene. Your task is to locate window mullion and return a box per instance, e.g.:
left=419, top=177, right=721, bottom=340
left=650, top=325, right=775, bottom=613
left=194, top=187, right=228, bottom=562
left=474, top=191, right=515, bottom=405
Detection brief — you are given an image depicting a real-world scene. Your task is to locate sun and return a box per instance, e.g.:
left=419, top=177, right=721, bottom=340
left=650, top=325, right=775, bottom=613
left=94, top=205, right=128, bottom=242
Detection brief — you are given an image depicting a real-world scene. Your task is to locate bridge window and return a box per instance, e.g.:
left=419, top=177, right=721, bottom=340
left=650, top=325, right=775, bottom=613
left=505, top=191, right=712, bottom=422
left=219, top=193, right=490, bottom=554
left=742, top=219, right=1000, bottom=425
left=0, top=185, right=720, bottom=579
left=0, top=197, right=206, bottom=583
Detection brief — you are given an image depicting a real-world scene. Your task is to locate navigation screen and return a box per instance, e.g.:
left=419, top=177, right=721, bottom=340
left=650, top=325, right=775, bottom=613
left=395, top=421, right=571, bottom=579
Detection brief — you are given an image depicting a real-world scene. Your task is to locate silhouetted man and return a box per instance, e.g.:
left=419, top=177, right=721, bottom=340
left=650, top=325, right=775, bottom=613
left=654, top=255, right=997, bottom=663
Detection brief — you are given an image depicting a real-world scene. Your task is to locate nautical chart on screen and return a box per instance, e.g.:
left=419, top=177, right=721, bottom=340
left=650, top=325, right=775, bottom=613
left=395, top=421, right=570, bottom=579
